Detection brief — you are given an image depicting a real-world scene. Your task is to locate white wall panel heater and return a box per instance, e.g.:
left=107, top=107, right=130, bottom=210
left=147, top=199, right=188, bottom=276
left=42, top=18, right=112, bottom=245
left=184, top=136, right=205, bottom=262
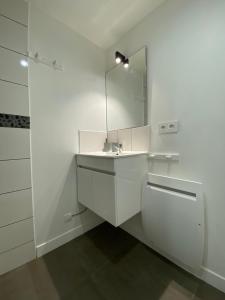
left=142, top=173, right=204, bottom=273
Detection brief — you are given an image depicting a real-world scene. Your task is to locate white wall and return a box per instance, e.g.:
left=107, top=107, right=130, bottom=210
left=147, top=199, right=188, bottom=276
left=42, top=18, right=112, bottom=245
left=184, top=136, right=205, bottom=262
left=106, top=0, right=225, bottom=292
left=29, top=5, right=105, bottom=255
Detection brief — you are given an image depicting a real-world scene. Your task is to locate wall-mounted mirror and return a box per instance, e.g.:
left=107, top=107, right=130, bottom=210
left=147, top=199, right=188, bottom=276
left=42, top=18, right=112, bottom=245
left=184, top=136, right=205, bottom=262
left=106, top=47, right=147, bottom=131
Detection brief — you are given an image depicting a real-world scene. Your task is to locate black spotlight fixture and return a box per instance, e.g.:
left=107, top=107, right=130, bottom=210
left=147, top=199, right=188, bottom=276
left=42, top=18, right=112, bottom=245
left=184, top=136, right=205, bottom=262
left=123, top=58, right=129, bottom=69
left=115, top=51, right=125, bottom=64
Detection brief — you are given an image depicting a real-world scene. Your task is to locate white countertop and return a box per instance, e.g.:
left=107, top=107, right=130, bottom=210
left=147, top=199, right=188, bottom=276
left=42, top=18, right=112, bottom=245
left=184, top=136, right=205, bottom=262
left=76, top=151, right=148, bottom=158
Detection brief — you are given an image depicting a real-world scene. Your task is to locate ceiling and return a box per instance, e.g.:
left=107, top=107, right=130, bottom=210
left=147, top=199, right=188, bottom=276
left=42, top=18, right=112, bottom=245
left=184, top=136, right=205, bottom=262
left=28, top=0, right=166, bottom=49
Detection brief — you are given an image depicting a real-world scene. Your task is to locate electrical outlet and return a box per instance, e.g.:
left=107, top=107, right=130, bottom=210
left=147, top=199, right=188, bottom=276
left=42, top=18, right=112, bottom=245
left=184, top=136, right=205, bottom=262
left=158, top=122, right=168, bottom=134
left=64, top=212, right=73, bottom=223
left=159, top=121, right=179, bottom=134
left=167, top=121, right=178, bottom=133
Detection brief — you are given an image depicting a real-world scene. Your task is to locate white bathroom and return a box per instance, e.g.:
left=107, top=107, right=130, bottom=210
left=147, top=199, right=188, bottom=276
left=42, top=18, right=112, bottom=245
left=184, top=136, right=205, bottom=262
left=0, top=0, right=225, bottom=299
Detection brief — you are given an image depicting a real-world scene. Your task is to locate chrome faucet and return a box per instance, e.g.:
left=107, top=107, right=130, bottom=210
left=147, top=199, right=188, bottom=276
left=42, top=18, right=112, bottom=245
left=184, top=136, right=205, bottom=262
left=112, top=143, right=123, bottom=153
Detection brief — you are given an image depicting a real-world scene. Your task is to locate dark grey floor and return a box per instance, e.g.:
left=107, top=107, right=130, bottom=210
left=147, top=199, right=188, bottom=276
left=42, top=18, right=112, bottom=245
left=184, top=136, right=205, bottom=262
left=0, top=223, right=224, bottom=300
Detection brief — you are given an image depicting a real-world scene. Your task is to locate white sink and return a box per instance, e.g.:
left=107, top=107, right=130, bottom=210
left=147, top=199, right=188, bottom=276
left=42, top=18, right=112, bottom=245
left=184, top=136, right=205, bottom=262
left=77, top=151, right=148, bottom=158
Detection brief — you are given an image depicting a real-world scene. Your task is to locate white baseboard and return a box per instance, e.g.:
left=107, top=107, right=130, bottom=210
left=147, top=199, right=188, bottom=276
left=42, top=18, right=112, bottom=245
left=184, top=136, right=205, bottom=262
left=36, top=220, right=225, bottom=294
left=121, top=225, right=225, bottom=294
left=36, top=219, right=102, bottom=257
left=201, top=267, right=225, bottom=293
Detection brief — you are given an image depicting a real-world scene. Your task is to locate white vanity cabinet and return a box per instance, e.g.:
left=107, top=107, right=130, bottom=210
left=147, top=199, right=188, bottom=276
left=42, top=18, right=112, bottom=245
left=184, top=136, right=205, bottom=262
left=76, top=154, right=148, bottom=227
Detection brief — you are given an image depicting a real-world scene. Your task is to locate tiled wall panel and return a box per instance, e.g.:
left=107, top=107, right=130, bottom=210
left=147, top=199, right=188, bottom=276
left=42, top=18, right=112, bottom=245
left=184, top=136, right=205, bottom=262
left=131, top=125, right=150, bottom=151
left=0, top=242, right=35, bottom=275
left=107, top=125, right=150, bottom=152
left=0, top=0, right=28, bottom=26
left=0, top=113, right=30, bottom=128
left=107, top=130, right=118, bottom=143
left=0, top=128, right=30, bottom=160
left=0, top=189, right=32, bottom=227
left=0, top=159, right=31, bottom=194
left=0, top=47, right=28, bottom=85
left=79, top=130, right=106, bottom=153
left=0, top=0, right=35, bottom=275
left=0, top=80, right=29, bottom=115
left=0, top=16, right=27, bottom=54
left=0, top=218, right=33, bottom=254
left=118, top=128, right=132, bottom=151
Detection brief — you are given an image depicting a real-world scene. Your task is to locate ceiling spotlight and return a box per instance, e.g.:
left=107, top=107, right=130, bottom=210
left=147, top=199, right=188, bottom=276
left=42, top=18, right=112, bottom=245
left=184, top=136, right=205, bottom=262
left=115, top=51, right=125, bottom=64
left=123, top=58, right=129, bottom=69
left=20, top=59, right=28, bottom=67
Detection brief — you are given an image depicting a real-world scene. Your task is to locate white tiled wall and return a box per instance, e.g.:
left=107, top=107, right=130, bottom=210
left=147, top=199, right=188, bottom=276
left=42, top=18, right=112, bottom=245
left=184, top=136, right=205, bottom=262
left=0, top=0, right=35, bottom=275
left=0, top=80, right=29, bottom=115
left=0, top=0, right=28, bottom=26
left=80, top=126, right=150, bottom=153
left=0, top=16, right=28, bottom=54
left=118, top=128, right=132, bottom=151
left=107, top=125, right=150, bottom=152
left=0, top=128, right=30, bottom=160
left=0, top=189, right=32, bottom=227
left=0, top=159, right=31, bottom=194
left=131, top=125, right=150, bottom=151
left=79, top=130, right=107, bottom=153
left=0, top=218, right=33, bottom=254
left=0, top=242, right=35, bottom=276
left=107, top=130, right=118, bottom=143
left=0, top=47, right=28, bottom=85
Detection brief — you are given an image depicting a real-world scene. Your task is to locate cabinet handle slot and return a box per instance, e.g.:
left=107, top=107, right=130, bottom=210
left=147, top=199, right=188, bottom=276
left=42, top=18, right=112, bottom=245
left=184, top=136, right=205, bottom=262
left=78, top=165, right=115, bottom=176
left=147, top=182, right=196, bottom=197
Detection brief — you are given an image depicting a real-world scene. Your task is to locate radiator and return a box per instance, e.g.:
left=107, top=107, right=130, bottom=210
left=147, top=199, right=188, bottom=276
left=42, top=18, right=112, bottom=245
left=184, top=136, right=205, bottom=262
left=142, top=173, right=204, bottom=272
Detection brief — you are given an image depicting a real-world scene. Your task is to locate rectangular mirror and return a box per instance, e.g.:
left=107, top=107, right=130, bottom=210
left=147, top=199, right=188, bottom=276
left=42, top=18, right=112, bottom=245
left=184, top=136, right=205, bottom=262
left=106, top=47, right=147, bottom=131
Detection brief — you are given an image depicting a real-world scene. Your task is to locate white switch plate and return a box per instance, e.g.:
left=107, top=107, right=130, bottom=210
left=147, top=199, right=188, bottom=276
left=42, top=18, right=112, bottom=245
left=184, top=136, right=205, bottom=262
left=159, top=121, right=179, bottom=134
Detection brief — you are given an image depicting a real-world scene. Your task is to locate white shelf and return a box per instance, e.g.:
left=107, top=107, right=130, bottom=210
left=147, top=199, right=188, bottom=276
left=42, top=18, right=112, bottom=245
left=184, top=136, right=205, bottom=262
left=148, top=152, right=180, bottom=161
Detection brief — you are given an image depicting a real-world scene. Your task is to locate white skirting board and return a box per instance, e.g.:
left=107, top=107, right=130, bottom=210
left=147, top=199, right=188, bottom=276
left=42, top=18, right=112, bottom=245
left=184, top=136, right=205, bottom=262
left=36, top=219, right=103, bottom=257
left=200, top=267, right=225, bottom=293
left=120, top=172, right=225, bottom=294
left=121, top=222, right=225, bottom=293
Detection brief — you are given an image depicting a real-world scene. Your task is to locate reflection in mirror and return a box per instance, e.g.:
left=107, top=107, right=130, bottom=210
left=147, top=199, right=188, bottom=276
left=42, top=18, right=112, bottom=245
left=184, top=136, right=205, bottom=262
left=106, top=47, right=147, bottom=131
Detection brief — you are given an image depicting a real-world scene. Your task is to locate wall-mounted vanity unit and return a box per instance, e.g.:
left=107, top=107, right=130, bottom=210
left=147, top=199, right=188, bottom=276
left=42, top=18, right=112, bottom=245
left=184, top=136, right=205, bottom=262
left=76, top=46, right=149, bottom=227
left=77, top=152, right=148, bottom=227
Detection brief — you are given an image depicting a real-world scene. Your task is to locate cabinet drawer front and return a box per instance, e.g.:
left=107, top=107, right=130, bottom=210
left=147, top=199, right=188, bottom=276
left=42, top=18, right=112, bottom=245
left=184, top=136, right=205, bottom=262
left=77, top=155, right=114, bottom=173
left=77, top=167, right=94, bottom=210
left=93, top=171, right=116, bottom=225
left=77, top=167, right=116, bottom=225
left=0, top=218, right=33, bottom=254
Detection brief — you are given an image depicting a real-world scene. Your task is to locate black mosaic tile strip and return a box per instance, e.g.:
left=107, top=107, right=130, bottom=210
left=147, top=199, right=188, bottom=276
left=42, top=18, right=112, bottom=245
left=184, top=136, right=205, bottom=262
left=0, top=113, right=30, bottom=129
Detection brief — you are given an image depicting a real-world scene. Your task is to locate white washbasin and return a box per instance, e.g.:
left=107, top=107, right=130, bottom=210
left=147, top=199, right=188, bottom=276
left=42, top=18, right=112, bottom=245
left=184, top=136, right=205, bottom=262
left=77, top=151, right=148, bottom=158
